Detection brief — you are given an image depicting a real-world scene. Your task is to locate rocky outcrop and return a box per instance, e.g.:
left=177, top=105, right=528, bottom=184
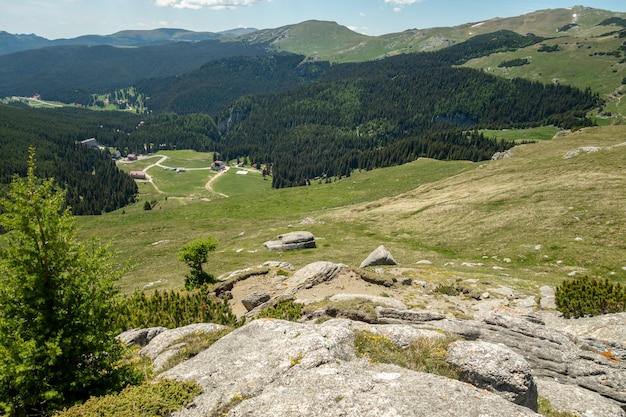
left=241, top=292, right=270, bottom=311
left=126, top=304, right=626, bottom=416
left=328, top=293, right=407, bottom=310
left=446, top=340, right=538, bottom=410
left=139, top=323, right=226, bottom=373
left=359, top=245, right=397, bottom=268
left=117, top=326, right=166, bottom=347
left=407, top=307, right=626, bottom=410
left=284, top=261, right=345, bottom=293
left=158, top=319, right=540, bottom=417
left=536, top=377, right=626, bottom=417
left=263, top=231, right=316, bottom=251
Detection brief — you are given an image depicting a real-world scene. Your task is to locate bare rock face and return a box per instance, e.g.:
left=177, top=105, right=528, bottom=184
left=446, top=340, right=538, bottom=410
left=328, top=293, right=407, bottom=310
left=536, top=377, right=626, bottom=417
left=161, top=319, right=540, bottom=417
left=263, top=231, right=316, bottom=251
left=139, top=323, right=225, bottom=360
left=241, top=292, right=270, bottom=311
left=117, top=326, right=166, bottom=347
left=360, top=245, right=397, bottom=268
left=408, top=307, right=626, bottom=410
left=284, top=261, right=345, bottom=294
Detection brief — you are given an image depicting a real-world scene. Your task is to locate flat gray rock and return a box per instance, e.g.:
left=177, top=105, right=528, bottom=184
left=162, top=319, right=540, bottom=417
left=263, top=231, right=316, bottom=251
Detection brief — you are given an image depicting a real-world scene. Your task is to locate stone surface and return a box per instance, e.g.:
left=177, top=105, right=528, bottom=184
left=359, top=245, right=397, bottom=268
left=446, top=340, right=538, bottom=410
left=117, top=326, right=166, bottom=347
left=536, top=377, right=626, bottom=417
left=263, top=231, right=316, bottom=251
left=139, top=323, right=226, bottom=360
left=283, top=261, right=345, bottom=294
left=241, top=291, right=270, bottom=311
left=539, top=285, right=556, bottom=310
left=376, top=307, right=446, bottom=323
left=409, top=306, right=626, bottom=409
left=328, top=293, right=407, bottom=310
left=161, top=319, right=540, bottom=417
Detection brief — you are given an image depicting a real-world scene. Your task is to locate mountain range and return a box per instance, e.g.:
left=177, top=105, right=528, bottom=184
left=0, top=27, right=257, bottom=56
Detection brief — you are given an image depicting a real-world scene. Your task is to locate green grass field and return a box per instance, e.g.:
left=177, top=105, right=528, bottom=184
left=76, top=126, right=626, bottom=296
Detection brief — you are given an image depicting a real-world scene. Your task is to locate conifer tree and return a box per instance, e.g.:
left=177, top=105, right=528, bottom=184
left=0, top=148, right=137, bottom=416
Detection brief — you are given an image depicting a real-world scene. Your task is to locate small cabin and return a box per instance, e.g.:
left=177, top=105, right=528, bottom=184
left=129, top=171, right=146, bottom=180
left=211, top=161, right=225, bottom=171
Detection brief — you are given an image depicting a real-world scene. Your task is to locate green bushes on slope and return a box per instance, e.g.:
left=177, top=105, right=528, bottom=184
left=555, top=276, right=626, bottom=318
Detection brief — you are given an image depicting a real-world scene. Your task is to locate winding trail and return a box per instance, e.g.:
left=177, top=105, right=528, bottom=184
left=205, top=166, right=230, bottom=197
left=123, top=154, right=230, bottom=197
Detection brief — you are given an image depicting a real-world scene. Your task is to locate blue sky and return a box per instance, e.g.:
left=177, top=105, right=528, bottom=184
left=0, top=0, right=624, bottom=39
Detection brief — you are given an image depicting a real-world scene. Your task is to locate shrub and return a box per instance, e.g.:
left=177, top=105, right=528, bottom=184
left=113, top=285, right=238, bottom=331
left=256, top=299, right=303, bottom=322
left=54, top=380, right=202, bottom=417
left=434, top=284, right=460, bottom=296
left=555, top=276, right=626, bottom=318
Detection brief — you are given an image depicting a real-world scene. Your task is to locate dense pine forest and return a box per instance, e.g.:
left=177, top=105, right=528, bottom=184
left=0, top=29, right=603, bottom=208
left=0, top=106, right=137, bottom=215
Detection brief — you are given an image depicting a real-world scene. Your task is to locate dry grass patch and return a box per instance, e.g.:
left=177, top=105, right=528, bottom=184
left=354, top=331, right=461, bottom=380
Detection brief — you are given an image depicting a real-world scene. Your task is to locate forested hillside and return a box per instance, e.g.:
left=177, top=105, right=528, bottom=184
left=213, top=32, right=600, bottom=187
left=0, top=106, right=137, bottom=215
left=0, top=41, right=272, bottom=104
left=136, top=54, right=329, bottom=115
left=0, top=21, right=608, bottom=210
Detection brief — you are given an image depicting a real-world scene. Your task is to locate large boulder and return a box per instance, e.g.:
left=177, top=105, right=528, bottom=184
left=446, top=340, right=538, bottom=410
left=360, top=245, right=397, bottom=268
left=241, top=292, right=270, bottom=311
left=161, top=319, right=540, bottom=417
left=284, top=261, right=345, bottom=294
left=263, top=231, right=316, bottom=251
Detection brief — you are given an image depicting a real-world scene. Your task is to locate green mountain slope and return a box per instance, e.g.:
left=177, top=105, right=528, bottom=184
left=74, top=125, right=626, bottom=293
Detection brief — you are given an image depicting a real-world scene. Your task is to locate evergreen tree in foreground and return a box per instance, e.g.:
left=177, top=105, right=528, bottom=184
left=0, top=149, right=139, bottom=416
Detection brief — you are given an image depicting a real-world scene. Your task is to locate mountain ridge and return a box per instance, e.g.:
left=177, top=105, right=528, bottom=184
left=1, top=6, right=624, bottom=60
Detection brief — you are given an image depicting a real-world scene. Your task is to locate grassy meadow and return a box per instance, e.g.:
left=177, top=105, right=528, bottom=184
left=76, top=125, right=626, bottom=295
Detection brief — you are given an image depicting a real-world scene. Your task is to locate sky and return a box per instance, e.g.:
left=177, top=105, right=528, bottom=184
left=0, top=0, right=625, bottom=40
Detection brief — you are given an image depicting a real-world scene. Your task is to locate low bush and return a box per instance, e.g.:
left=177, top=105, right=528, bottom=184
left=256, top=299, right=303, bottom=322
left=555, top=276, right=626, bottom=318
left=113, top=285, right=238, bottom=331
left=54, top=380, right=202, bottom=417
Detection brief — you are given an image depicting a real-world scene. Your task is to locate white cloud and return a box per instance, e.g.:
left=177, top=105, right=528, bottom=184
left=155, top=0, right=267, bottom=10
left=384, top=0, right=421, bottom=5
left=384, top=0, right=423, bottom=11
